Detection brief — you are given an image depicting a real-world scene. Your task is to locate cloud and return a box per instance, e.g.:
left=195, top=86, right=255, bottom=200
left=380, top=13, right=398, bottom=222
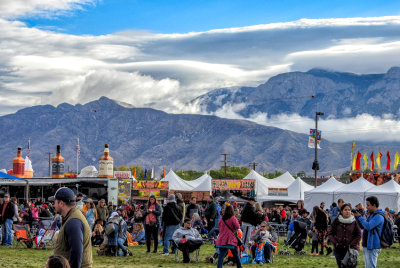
left=0, top=0, right=96, bottom=19
left=2, top=11, right=400, bottom=143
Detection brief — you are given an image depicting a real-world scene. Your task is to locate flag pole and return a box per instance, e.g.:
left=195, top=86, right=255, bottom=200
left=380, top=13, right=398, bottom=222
left=76, top=136, right=79, bottom=175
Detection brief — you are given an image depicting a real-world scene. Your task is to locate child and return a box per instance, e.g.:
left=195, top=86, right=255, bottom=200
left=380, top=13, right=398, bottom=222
left=310, top=227, right=319, bottom=255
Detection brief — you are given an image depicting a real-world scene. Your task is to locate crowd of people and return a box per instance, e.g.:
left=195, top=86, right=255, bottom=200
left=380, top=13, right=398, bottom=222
left=1, top=188, right=399, bottom=268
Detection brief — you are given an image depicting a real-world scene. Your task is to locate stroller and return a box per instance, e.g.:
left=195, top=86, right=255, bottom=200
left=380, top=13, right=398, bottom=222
left=35, top=218, right=57, bottom=250
left=278, top=221, right=307, bottom=255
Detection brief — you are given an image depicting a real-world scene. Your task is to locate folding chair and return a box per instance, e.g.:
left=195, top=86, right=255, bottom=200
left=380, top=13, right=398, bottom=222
left=36, top=220, right=57, bottom=249
left=170, top=239, right=201, bottom=263
left=13, top=224, right=34, bottom=248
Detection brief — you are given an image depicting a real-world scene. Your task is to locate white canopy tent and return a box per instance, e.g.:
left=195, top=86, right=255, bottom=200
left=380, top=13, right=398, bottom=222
left=161, top=170, right=193, bottom=191
left=270, top=171, right=296, bottom=187
left=366, top=180, right=400, bottom=211
left=304, top=177, right=344, bottom=212
left=333, top=178, right=375, bottom=207
left=78, top=166, right=99, bottom=177
left=243, top=170, right=286, bottom=200
left=262, top=178, right=314, bottom=203
left=190, top=173, right=212, bottom=192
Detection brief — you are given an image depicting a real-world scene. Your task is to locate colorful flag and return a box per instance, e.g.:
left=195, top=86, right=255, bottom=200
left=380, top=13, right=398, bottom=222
left=144, top=169, right=147, bottom=178
left=376, top=152, right=383, bottom=171
left=27, top=138, right=31, bottom=159
left=163, top=168, right=166, bottom=178
left=133, top=168, right=137, bottom=178
left=363, top=153, right=367, bottom=170
left=386, top=151, right=391, bottom=171
left=356, top=151, right=362, bottom=170
left=370, top=152, right=375, bottom=170
left=351, top=153, right=357, bottom=171
left=394, top=152, right=399, bottom=170
left=308, top=129, right=321, bottom=149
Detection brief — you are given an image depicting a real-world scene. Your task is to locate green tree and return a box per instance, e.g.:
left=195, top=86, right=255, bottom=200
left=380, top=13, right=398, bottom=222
left=175, top=170, right=204, bottom=181
left=209, top=166, right=250, bottom=179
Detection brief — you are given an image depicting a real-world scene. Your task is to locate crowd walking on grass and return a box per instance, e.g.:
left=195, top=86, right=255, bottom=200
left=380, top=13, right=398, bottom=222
left=0, top=188, right=399, bottom=268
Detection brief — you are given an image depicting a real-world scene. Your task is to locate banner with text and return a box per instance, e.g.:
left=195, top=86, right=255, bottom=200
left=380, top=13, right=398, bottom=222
left=132, top=181, right=169, bottom=199
left=308, top=128, right=321, bottom=149
left=212, top=179, right=255, bottom=191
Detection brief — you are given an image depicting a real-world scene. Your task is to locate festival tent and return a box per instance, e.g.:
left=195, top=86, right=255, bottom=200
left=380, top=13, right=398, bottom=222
left=304, top=177, right=344, bottom=212
left=78, top=166, right=99, bottom=177
left=333, top=178, right=375, bottom=207
left=365, top=179, right=400, bottom=211
left=243, top=170, right=286, bottom=200
left=189, top=173, right=212, bottom=192
left=270, top=171, right=296, bottom=187
left=261, top=177, right=314, bottom=203
left=161, top=170, right=193, bottom=191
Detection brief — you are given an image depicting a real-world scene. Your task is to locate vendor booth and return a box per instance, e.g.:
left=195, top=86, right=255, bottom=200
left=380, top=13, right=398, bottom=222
left=333, top=178, right=375, bottom=207
left=304, top=177, right=344, bottom=212
left=365, top=179, right=400, bottom=211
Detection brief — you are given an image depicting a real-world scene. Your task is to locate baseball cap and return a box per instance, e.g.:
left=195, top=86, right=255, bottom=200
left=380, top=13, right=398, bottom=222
left=48, top=187, right=76, bottom=203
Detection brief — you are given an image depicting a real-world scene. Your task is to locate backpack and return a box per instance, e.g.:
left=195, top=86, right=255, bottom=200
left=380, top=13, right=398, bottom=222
left=341, top=248, right=358, bottom=268
left=373, top=212, right=394, bottom=248
left=105, top=222, right=116, bottom=236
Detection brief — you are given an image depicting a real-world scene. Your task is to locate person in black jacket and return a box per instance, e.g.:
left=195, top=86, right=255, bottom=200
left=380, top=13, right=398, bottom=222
left=240, top=197, right=258, bottom=246
left=161, top=194, right=182, bottom=255
left=1, top=193, right=15, bottom=246
left=142, top=194, right=162, bottom=253
left=204, top=195, right=217, bottom=232
left=186, top=197, right=201, bottom=220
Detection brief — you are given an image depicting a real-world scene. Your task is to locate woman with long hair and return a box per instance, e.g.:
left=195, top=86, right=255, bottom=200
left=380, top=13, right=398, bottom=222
left=215, top=205, right=242, bottom=268
left=328, top=203, right=361, bottom=267
left=312, top=206, right=333, bottom=256
left=85, top=199, right=97, bottom=234
left=254, top=203, right=265, bottom=225
left=296, top=200, right=305, bottom=214
left=143, top=194, right=161, bottom=253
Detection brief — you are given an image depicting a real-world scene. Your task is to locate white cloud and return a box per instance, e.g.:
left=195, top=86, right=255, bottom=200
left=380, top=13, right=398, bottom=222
left=1, top=9, right=400, bottom=143
left=0, top=0, right=96, bottom=19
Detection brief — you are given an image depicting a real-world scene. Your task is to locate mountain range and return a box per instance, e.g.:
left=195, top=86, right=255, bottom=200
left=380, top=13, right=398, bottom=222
left=193, top=67, right=400, bottom=118
left=0, top=96, right=398, bottom=177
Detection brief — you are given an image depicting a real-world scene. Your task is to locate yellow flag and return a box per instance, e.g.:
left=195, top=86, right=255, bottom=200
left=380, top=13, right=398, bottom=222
left=352, top=153, right=357, bottom=170
left=395, top=151, right=399, bottom=170
left=363, top=153, right=368, bottom=170
left=376, top=152, right=383, bottom=171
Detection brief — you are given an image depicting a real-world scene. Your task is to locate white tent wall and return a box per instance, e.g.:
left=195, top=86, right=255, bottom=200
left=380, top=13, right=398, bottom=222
left=260, top=178, right=314, bottom=203
left=243, top=170, right=285, bottom=200
left=304, top=177, right=344, bottom=212
left=190, top=174, right=212, bottom=192
left=333, top=178, right=375, bottom=208
left=365, top=180, right=400, bottom=211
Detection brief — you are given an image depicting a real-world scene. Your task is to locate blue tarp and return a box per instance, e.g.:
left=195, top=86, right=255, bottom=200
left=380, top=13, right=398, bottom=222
left=0, top=172, right=27, bottom=181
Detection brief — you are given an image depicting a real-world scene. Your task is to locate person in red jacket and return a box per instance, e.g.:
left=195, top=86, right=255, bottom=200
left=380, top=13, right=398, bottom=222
left=215, top=205, right=242, bottom=268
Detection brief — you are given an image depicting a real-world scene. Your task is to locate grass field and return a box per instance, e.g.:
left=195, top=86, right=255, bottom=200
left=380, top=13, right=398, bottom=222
left=0, top=242, right=399, bottom=268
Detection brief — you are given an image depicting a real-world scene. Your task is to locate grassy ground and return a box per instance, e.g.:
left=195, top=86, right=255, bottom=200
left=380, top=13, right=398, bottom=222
left=0, top=242, right=399, bottom=268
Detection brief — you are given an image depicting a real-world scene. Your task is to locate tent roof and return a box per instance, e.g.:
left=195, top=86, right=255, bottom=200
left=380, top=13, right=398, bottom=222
left=334, top=178, right=375, bottom=193
left=366, top=179, right=400, bottom=193
left=271, top=171, right=295, bottom=187
left=306, top=177, right=344, bottom=193
left=161, top=170, right=193, bottom=191
left=244, top=170, right=285, bottom=187
left=190, top=173, right=212, bottom=192
left=261, top=178, right=314, bottom=202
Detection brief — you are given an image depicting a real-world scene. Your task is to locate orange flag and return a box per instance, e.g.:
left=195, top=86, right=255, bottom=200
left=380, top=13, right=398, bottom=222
left=163, top=168, right=166, bottom=178
left=133, top=168, right=137, bottom=178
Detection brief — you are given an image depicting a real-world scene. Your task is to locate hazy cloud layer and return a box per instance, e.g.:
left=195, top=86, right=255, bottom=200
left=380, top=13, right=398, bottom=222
left=2, top=3, right=400, bottom=142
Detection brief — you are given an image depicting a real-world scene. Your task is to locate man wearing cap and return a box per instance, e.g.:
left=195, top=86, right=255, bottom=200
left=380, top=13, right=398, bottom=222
left=50, top=187, right=92, bottom=268
left=161, top=194, right=182, bottom=255
left=0, top=193, right=14, bottom=246
left=172, top=218, right=203, bottom=263
left=96, top=199, right=108, bottom=223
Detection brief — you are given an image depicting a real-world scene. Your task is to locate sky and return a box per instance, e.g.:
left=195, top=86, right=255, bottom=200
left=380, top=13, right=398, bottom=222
left=2, top=0, right=400, bottom=142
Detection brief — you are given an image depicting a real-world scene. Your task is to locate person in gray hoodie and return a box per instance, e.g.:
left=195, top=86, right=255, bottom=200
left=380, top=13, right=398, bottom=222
left=172, top=218, right=203, bottom=263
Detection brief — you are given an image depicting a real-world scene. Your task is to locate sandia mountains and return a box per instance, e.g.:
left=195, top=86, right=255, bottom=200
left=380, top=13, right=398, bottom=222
left=1, top=68, right=400, bottom=176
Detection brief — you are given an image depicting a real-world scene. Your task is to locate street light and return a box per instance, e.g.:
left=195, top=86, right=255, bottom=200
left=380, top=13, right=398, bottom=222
left=312, top=112, right=324, bottom=187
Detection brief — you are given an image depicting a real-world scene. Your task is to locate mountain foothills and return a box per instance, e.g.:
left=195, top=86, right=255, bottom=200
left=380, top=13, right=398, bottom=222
left=0, top=96, right=398, bottom=177
left=194, top=67, right=400, bottom=118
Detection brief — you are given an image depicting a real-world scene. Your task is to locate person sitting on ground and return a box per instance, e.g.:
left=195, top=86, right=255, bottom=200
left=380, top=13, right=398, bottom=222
left=131, top=223, right=145, bottom=245
left=45, top=255, right=70, bottom=268
left=192, top=213, right=206, bottom=234
left=172, top=218, right=204, bottom=263
left=250, top=221, right=275, bottom=264
left=91, top=219, right=104, bottom=246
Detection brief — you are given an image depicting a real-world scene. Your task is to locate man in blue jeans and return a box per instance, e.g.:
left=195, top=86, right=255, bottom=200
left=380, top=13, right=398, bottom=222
left=161, top=194, right=182, bottom=255
left=1, top=193, right=14, bottom=246
left=354, top=196, right=384, bottom=268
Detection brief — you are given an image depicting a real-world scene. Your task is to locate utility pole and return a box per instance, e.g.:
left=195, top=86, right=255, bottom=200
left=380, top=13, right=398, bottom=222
left=46, top=152, right=52, bottom=177
left=249, top=162, right=258, bottom=171
left=312, top=112, right=324, bottom=187
left=221, top=153, right=230, bottom=178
